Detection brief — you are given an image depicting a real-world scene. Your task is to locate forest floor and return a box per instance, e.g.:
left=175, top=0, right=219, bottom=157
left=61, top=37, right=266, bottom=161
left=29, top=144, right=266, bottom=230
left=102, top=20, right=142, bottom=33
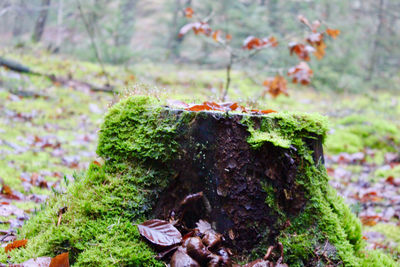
left=0, top=48, right=400, bottom=262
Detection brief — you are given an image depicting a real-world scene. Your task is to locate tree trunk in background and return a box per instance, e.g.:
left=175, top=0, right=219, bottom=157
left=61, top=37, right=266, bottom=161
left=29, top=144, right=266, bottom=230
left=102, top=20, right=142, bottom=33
left=367, top=0, right=384, bottom=81
left=32, top=0, right=51, bottom=42
left=54, top=0, right=63, bottom=50
left=268, top=0, right=281, bottom=33
left=167, top=0, right=191, bottom=60
left=12, top=0, right=25, bottom=37
left=115, top=0, right=138, bottom=47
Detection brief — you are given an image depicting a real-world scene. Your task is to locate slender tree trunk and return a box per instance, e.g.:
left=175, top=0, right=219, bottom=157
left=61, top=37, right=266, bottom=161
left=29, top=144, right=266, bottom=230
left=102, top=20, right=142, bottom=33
left=115, top=0, right=138, bottom=47
left=12, top=0, right=24, bottom=37
left=55, top=0, right=63, bottom=50
left=32, top=0, right=51, bottom=43
left=367, top=0, right=385, bottom=81
left=167, top=0, right=191, bottom=60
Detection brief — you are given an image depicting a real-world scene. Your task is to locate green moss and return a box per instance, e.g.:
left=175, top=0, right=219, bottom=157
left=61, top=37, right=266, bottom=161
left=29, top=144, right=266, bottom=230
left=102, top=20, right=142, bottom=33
left=326, top=114, right=400, bottom=154
left=97, top=95, right=181, bottom=163
left=243, top=112, right=328, bottom=150
left=0, top=163, right=164, bottom=266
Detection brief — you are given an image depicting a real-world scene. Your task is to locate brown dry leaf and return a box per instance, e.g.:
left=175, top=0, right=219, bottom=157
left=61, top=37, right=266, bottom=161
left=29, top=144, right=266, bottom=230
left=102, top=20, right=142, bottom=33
left=262, top=75, right=288, bottom=98
left=313, top=41, right=327, bottom=60
left=287, top=62, right=313, bottom=85
left=5, top=239, right=27, bottom=253
left=326, top=28, right=340, bottom=39
left=260, top=109, right=277, bottom=114
left=192, top=22, right=212, bottom=36
left=1, top=184, right=13, bottom=195
left=196, top=220, right=212, bottom=234
left=49, top=252, right=70, bottom=267
left=263, top=36, right=278, bottom=47
left=184, top=7, right=194, bottom=18
left=212, top=30, right=222, bottom=42
left=297, top=14, right=311, bottom=29
left=243, top=36, right=278, bottom=50
left=243, top=36, right=263, bottom=50
left=360, top=216, right=380, bottom=226
left=306, top=32, right=324, bottom=46
left=288, top=42, right=314, bottom=61
left=170, top=247, right=200, bottom=267
left=137, top=219, right=182, bottom=247
left=178, top=22, right=212, bottom=38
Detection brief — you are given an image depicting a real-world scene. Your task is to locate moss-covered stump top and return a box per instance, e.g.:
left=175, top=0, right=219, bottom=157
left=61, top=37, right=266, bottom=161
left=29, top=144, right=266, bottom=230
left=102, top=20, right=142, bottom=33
left=1, top=95, right=397, bottom=267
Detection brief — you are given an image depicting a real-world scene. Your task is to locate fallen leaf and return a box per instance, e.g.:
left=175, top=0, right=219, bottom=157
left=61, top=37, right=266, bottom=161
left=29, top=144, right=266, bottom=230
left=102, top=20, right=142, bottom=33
left=196, top=220, right=212, bottom=234
left=243, top=259, right=271, bottom=267
left=170, top=247, right=200, bottom=267
left=5, top=239, right=27, bottom=253
left=137, top=219, right=182, bottom=247
left=49, top=252, right=70, bottom=267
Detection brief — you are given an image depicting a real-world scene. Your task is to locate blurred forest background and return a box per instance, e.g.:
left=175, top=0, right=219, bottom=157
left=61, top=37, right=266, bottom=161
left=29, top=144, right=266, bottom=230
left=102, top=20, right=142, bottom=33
left=1, top=0, right=400, bottom=263
left=0, top=0, right=399, bottom=92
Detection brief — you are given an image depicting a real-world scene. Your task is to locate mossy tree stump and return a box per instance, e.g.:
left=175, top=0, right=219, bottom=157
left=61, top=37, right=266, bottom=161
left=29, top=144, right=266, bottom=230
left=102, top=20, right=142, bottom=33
left=152, top=109, right=324, bottom=253
left=2, top=96, right=397, bottom=267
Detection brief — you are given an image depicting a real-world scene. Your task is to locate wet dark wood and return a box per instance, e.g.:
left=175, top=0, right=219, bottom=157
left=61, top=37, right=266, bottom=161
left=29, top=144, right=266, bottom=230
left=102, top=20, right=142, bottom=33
left=152, top=110, right=324, bottom=254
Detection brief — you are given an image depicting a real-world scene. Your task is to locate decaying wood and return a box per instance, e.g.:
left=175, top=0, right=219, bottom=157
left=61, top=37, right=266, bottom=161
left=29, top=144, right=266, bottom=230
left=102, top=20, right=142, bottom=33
left=152, top=110, right=324, bottom=254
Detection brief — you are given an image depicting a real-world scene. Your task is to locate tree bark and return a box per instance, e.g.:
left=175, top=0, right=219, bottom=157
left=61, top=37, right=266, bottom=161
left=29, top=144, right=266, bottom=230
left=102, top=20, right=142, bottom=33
left=32, top=0, right=51, bottom=43
left=367, top=0, right=385, bottom=81
left=152, top=109, right=324, bottom=253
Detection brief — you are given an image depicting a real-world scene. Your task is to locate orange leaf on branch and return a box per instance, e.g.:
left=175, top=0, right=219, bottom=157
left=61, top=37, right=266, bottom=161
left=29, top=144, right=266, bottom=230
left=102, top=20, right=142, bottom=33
left=288, top=42, right=315, bottom=61
left=287, top=62, right=313, bottom=85
left=184, top=7, right=194, bottom=18
left=212, top=30, right=222, bottom=42
left=326, top=28, right=340, bottom=39
left=313, top=41, right=326, bottom=60
left=298, top=15, right=320, bottom=32
left=243, top=36, right=278, bottom=50
left=262, top=75, right=288, bottom=98
left=178, top=22, right=211, bottom=38
left=298, top=14, right=311, bottom=29
left=306, top=32, right=326, bottom=60
left=306, top=32, right=324, bottom=46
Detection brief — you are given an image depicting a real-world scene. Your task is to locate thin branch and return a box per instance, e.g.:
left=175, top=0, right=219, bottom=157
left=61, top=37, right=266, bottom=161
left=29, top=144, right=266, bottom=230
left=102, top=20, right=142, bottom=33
left=76, top=0, right=111, bottom=86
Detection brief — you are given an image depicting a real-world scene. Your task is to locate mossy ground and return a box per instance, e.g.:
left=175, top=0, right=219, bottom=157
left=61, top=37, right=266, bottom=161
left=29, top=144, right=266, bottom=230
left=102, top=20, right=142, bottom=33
left=0, top=48, right=399, bottom=265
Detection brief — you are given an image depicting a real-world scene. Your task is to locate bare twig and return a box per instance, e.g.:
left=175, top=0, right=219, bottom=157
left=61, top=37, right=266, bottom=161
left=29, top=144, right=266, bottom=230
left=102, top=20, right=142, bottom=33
left=76, top=0, right=111, bottom=86
left=221, top=54, right=232, bottom=101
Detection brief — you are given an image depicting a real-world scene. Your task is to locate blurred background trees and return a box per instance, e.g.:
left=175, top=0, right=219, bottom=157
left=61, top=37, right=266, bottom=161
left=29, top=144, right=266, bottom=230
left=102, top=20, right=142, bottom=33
left=0, top=0, right=399, bottom=92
